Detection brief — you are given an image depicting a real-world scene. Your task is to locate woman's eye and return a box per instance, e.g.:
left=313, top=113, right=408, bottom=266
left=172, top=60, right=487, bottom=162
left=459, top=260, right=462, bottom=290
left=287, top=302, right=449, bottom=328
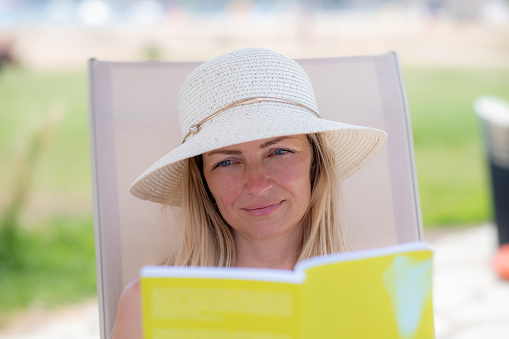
left=273, top=149, right=289, bottom=156
left=215, top=160, right=232, bottom=168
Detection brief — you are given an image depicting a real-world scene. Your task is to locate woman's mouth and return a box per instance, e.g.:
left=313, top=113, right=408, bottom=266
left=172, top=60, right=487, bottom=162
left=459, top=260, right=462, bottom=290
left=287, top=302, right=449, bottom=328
left=243, top=201, right=283, bottom=217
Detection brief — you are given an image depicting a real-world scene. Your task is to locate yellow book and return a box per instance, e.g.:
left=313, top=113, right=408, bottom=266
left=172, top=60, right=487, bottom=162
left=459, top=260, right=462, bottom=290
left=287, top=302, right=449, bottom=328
left=141, top=241, right=434, bottom=339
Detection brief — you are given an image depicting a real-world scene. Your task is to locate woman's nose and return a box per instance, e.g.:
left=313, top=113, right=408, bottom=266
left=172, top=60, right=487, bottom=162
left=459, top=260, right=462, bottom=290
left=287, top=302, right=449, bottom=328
left=243, top=164, right=273, bottom=195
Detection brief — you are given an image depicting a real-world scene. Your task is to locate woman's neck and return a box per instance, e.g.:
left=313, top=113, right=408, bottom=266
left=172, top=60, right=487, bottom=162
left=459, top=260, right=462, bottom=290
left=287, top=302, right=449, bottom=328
left=233, top=229, right=301, bottom=271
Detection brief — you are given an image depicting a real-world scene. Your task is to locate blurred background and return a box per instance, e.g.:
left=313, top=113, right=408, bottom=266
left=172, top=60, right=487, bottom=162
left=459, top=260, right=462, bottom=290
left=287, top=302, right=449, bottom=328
left=1, top=0, right=509, bottom=338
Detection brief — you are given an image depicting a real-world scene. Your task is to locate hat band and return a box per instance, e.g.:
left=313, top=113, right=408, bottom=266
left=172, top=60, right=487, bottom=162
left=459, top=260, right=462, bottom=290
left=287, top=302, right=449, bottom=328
left=182, top=96, right=320, bottom=143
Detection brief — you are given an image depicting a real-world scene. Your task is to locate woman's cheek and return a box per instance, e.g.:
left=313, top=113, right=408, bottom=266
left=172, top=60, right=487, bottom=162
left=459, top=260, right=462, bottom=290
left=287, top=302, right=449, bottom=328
left=209, top=173, right=242, bottom=204
left=270, top=157, right=304, bottom=185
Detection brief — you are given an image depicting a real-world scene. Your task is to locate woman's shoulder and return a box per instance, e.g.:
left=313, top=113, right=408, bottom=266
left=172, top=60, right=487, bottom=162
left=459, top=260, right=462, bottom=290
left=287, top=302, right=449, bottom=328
left=112, top=277, right=142, bottom=339
left=118, top=277, right=141, bottom=309
left=123, top=276, right=140, bottom=294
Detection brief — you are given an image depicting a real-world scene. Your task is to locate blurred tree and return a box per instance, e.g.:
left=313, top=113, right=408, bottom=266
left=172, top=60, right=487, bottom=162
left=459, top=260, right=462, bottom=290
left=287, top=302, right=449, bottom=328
left=0, top=104, right=64, bottom=269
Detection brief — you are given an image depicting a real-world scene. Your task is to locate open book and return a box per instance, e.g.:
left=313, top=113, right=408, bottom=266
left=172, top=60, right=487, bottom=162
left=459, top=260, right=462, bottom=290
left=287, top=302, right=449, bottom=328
left=141, top=241, right=434, bottom=339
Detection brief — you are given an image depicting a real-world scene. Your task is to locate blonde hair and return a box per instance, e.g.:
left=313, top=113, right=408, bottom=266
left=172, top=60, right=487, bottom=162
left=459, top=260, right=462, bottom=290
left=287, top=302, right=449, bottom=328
left=170, top=133, right=345, bottom=267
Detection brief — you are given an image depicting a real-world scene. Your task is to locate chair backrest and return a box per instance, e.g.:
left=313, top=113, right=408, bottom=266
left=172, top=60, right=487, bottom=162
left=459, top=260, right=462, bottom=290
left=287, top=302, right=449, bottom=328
left=88, top=52, right=422, bottom=339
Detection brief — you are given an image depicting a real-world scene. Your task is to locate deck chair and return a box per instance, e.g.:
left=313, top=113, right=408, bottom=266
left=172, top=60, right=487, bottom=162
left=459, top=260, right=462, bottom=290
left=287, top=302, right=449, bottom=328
left=88, top=52, right=423, bottom=339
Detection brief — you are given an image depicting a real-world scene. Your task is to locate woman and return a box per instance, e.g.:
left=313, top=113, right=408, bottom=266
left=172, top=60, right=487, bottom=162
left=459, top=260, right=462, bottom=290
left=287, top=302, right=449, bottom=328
left=113, top=48, right=387, bottom=338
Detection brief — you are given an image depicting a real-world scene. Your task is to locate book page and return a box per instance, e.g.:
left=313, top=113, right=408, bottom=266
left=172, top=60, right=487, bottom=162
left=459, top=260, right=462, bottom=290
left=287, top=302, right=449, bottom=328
left=299, top=243, right=434, bottom=338
left=141, top=267, right=304, bottom=339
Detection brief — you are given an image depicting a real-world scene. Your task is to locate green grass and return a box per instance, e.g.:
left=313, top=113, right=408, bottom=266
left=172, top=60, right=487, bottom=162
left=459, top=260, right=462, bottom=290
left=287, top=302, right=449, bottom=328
left=0, top=216, right=96, bottom=323
left=0, top=65, right=508, bottom=319
left=2, top=66, right=506, bottom=228
left=0, top=67, right=91, bottom=195
left=403, top=67, right=509, bottom=227
left=0, top=67, right=95, bottom=322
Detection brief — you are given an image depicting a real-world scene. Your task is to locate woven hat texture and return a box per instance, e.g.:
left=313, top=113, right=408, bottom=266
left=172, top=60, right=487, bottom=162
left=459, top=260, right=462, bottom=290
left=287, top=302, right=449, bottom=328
left=129, top=48, right=388, bottom=205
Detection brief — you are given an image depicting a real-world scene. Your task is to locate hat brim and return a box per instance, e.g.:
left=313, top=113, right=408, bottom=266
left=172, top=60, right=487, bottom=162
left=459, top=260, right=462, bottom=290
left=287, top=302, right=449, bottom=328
left=129, top=102, right=387, bottom=205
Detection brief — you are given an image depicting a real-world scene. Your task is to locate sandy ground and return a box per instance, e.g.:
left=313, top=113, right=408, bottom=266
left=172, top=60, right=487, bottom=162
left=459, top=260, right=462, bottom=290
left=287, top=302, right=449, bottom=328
left=3, top=11, right=509, bottom=70
left=0, top=299, right=99, bottom=339
left=0, top=224, right=508, bottom=339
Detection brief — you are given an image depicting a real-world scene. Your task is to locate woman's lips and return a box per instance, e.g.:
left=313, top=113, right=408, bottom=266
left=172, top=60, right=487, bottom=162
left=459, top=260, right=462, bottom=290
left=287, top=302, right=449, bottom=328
left=242, top=201, right=283, bottom=217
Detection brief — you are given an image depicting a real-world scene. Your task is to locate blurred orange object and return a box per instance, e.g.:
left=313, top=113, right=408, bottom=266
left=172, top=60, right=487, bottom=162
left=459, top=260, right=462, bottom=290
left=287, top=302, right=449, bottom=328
left=494, top=243, right=509, bottom=280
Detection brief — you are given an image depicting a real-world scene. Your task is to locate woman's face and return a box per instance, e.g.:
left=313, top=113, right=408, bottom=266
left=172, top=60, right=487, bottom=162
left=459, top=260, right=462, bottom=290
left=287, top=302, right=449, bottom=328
left=202, top=134, right=313, bottom=243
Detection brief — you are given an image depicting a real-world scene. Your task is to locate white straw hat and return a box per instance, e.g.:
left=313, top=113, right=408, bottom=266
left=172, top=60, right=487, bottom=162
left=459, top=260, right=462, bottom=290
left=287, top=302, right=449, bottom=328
left=130, top=48, right=387, bottom=205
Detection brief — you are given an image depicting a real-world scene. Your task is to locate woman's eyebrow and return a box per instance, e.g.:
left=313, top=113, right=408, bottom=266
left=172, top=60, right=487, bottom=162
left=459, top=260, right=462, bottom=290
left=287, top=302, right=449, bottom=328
left=206, top=136, right=295, bottom=156
left=259, top=136, right=293, bottom=149
left=206, top=149, right=242, bottom=157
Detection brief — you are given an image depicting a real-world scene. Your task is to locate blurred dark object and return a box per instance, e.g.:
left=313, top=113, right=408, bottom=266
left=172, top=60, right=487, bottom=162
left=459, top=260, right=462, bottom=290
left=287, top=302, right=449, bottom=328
left=489, top=161, right=509, bottom=245
left=474, top=96, right=509, bottom=280
left=0, top=38, right=18, bottom=70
